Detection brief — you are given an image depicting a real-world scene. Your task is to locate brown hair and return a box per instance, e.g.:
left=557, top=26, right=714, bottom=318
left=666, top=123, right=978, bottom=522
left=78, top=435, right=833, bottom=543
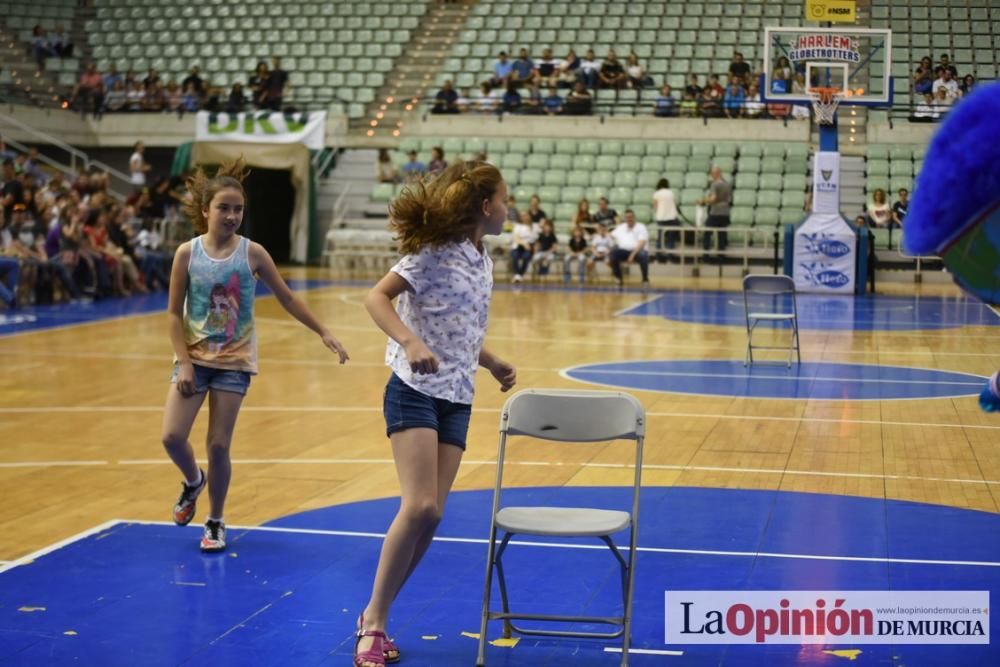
left=182, top=157, right=249, bottom=233
left=389, top=160, right=503, bottom=254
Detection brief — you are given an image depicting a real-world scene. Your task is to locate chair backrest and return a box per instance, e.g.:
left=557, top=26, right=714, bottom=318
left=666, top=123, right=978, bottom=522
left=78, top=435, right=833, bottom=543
left=501, top=389, right=645, bottom=442
left=743, top=273, right=795, bottom=296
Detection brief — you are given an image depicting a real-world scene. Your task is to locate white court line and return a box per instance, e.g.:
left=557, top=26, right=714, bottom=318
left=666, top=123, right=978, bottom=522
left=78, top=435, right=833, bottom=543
left=2, top=404, right=999, bottom=432
left=0, top=460, right=108, bottom=468
left=0, top=519, right=121, bottom=574
left=574, top=368, right=985, bottom=386
left=604, top=647, right=684, bottom=656
left=129, top=520, right=1000, bottom=569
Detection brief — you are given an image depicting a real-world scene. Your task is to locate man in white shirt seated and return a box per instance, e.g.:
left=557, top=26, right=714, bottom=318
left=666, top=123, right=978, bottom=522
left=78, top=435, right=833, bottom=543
left=609, top=209, right=650, bottom=289
left=932, top=68, right=960, bottom=102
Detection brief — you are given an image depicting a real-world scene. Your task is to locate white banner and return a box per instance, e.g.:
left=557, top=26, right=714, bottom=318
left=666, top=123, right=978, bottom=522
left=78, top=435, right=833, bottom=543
left=793, top=213, right=857, bottom=293
left=812, top=151, right=841, bottom=214
left=194, top=111, right=326, bottom=150
left=666, top=590, right=990, bottom=645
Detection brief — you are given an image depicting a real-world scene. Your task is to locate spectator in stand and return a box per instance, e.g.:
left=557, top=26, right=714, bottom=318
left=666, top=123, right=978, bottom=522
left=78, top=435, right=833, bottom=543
left=249, top=61, right=270, bottom=109
left=474, top=81, right=501, bottom=113
left=126, top=80, right=145, bottom=111
left=891, top=188, right=908, bottom=230
left=579, top=49, right=600, bottom=88
left=129, top=142, right=151, bottom=188
left=31, top=26, right=57, bottom=69
left=937, top=54, right=958, bottom=78
left=564, top=81, right=592, bottom=115
left=571, top=197, right=593, bottom=232
left=609, top=209, right=650, bottom=289
left=181, top=66, right=205, bottom=98
left=2, top=159, right=26, bottom=223
left=867, top=188, right=891, bottom=227
left=537, top=48, right=560, bottom=88
left=502, top=83, right=522, bottom=113
left=527, top=194, right=547, bottom=224
left=510, top=48, right=538, bottom=89
left=376, top=149, right=398, bottom=184
left=11, top=205, right=80, bottom=302
left=509, top=209, right=536, bottom=283
left=103, top=80, right=127, bottom=112
left=530, top=219, right=559, bottom=277
left=933, top=86, right=954, bottom=113
left=70, top=62, right=104, bottom=119
left=700, top=74, right=723, bottom=117
left=679, top=91, right=698, bottom=117
left=134, top=218, right=169, bottom=290
left=557, top=49, right=580, bottom=88
left=625, top=53, right=651, bottom=89
left=142, top=68, right=161, bottom=92
left=427, top=147, right=447, bottom=178
left=542, top=87, right=563, bottom=115
left=489, top=51, right=513, bottom=88
left=267, top=57, right=289, bottom=111
left=143, top=82, right=166, bottom=112
left=960, top=74, right=975, bottom=97
left=790, top=73, right=810, bottom=120
left=103, top=65, right=123, bottom=93
left=653, top=84, right=676, bottom=117
left=401, top=150, right=425, bottom=182
left=744, top=84, right=764, bottom=118
left=913, top=56, right=934, bottom=96
left=455, top=86, right=472, bottom=112
left=933, top=68, right=960, bottom=102
left=723, top=79, right=746, bottom=118
left=51, top=24, right=73, bottom=58
left=773, top=56, right=793, bottom=90
left=698, top=166, right=732, bottom=256
left=432, top=80, right=460, bottom=114
left=563, top=224, right=588, bottom=283
left=589, top=221, right=612, bottom=274
left=22, top=148, right=46, bottom=185
left=505, top=195, right=519, bottom=224
left=652, top=178, right=679, bottom=262
left=224, top=83, right=245, bottom=114
left=593, top=197, right=619, bottom=228
left=729, top=52, right=751, bottom=82
left=0, top=243, right=19, bottom=307
left=598, top=50, right=627, bottom=97
left=180, top=83, right=200, bottom=114
left=685, top=73, right=702, bottom=99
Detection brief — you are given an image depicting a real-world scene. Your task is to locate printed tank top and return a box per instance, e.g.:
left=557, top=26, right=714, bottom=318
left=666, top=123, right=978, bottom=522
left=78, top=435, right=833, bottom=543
left=184, top=235, right=258, bottom=373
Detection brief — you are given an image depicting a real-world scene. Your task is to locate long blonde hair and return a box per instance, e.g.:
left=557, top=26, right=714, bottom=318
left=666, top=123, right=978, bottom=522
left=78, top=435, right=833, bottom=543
left=182, top=157, right=249, bottom=233
left=389, top=160, right=503, bottom=254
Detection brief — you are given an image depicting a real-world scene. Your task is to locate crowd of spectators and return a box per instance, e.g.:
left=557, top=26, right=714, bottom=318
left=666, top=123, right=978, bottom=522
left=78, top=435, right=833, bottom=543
left=432, top=48, right=806, bottom=120
left=908, top=53, right=977, bottom=122
left=31, top=23, right=73, bottom=69
left=67, top=58, right=290, bottom=118
left=0, top=141, right=185, bottom=310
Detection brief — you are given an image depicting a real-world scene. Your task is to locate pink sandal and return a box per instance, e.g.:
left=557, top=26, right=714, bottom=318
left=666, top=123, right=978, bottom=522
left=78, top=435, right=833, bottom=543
left=357, top=613, right=401, bottom=663
left=354, top=628, right=389, bottom=667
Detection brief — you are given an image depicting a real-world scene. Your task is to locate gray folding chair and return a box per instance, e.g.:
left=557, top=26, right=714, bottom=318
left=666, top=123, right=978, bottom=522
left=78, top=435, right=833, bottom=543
left=743, top=273, right=801, bottom=367
left=476, top=389, right=645, bottom=667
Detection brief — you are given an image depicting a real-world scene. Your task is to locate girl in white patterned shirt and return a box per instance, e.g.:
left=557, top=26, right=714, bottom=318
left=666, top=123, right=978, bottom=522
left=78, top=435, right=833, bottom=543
left=354, top=161, right=517, bottom=667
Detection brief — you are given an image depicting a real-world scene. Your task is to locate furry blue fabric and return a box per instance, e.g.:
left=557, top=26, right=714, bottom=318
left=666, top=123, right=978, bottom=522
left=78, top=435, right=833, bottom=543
left=903, top=82, right=1000, bottom=255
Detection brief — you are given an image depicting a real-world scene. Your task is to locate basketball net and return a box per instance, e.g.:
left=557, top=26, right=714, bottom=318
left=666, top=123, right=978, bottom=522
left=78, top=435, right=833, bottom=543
left=808, top=86, right=844, bottom=125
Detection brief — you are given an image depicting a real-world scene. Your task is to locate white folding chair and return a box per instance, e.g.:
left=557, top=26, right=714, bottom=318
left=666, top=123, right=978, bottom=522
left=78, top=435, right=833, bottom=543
left=743, top=273, right=801, bottom=367
left=476, top=389, right=645, bottom=667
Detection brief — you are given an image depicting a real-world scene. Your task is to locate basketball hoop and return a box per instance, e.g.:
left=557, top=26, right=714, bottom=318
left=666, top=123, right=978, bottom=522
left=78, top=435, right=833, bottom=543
left=808, top=86, right=845, bottom=125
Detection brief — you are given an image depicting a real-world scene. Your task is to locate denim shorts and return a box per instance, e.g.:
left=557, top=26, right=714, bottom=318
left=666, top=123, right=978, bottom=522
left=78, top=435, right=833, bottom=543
left=383, top=373, right=472, bottom=450
left=170, top=363, right=252, bottom=396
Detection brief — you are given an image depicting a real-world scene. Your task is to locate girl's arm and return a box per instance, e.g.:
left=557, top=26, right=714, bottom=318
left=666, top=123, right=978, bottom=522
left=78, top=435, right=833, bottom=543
left=479, top=346, right=516, bottom=392
left=364, top=271, right=438, bottom=374
left=166, top=243, right=196, bottom=396
left=249, top=242, right=349, bottom=362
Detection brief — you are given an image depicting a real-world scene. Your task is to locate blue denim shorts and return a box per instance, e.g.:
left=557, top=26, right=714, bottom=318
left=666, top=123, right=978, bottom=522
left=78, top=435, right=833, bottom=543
left=383, top=373, right=472, bottom=450
left=170, top=363, right=252, bottom=396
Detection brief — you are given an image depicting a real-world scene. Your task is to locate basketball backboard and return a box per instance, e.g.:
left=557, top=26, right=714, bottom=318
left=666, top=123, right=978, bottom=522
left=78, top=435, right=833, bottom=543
left=762, top=26, right=893, bottom=106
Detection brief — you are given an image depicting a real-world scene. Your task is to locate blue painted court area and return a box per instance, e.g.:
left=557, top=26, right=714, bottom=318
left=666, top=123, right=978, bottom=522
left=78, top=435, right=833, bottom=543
left=1, top=487, right=998, bottom=666
left=563, top=360, right=988, bottom=401
left=0, top=280, right=337, bottom=337
left=621, top=291, right=1000, bottom=331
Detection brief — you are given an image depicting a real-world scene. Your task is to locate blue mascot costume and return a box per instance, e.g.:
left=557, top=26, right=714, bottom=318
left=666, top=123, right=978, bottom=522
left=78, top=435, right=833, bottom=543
left=904, top=82, right=1000, bottom=411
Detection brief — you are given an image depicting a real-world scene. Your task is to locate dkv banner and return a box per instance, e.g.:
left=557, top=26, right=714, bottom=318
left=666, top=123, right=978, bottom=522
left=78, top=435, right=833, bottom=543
left=195, top=111, right=326, bottom=149
left=793, top=213, right=857, bottom=294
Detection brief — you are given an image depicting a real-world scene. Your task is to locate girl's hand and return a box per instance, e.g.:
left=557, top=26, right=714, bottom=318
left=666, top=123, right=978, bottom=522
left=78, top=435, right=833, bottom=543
left=175, top=361, right=196, bottom=397
left=488, top=359, right=517, bottom=392
left=321, top=332, right=349, bottom=364
left=404, top=339, right=439, bottom=374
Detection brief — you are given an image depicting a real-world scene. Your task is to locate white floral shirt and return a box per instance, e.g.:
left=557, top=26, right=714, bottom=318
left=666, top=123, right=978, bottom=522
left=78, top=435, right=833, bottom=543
left=386, top=239, right=494, bottom=404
